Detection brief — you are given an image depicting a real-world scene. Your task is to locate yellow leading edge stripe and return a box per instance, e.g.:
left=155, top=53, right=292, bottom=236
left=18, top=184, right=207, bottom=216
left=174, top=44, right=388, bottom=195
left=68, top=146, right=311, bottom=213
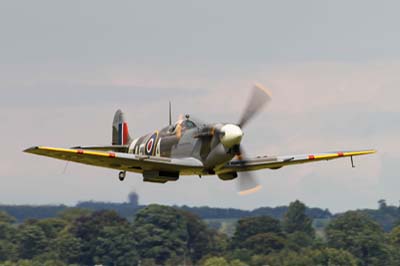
left=37, top=146, right=112, bottom=157
left=313, top=150, right=376, bottom=160
left=343, top=150, right=377, bottom=156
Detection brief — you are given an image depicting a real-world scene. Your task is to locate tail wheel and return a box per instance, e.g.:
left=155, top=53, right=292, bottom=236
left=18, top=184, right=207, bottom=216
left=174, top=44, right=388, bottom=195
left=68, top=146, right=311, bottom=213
left=118, top=171, right=126, bottom=181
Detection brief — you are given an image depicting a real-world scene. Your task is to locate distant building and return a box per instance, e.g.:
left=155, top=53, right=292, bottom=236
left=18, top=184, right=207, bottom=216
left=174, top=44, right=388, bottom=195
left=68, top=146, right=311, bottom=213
left=128, top=191, right=139, bottom=207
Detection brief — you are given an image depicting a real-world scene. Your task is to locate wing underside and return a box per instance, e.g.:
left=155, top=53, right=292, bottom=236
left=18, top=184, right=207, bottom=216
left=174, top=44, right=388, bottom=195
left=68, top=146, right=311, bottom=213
left=219, top=150, right=376, bottom=173
left=24, top=146, right=203, bottom=175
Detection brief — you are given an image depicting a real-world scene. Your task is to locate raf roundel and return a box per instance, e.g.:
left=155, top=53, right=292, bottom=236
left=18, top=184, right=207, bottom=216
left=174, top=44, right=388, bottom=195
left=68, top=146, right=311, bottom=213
left=145, top=131, right=158, bottom=156
left=146, top=138, right=154, bottom=154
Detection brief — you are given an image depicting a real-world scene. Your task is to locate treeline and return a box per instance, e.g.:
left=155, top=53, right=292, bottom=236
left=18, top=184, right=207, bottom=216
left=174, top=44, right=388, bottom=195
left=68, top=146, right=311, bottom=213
left=0, top=205, right=68, bottom=223
left=0, top=202, right=331, bottom=224
left=0, top=200, right=400, bottom=266
left=178, top=205, right=332, bottom=220
left=2, top=199, right=400, bottom=232
left=362, top=199, right=400, bottom=232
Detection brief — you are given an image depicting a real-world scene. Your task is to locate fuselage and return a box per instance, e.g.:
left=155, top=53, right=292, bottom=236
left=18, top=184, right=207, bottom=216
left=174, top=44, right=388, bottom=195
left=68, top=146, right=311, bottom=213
left=127, top=117, right=243, bottom=174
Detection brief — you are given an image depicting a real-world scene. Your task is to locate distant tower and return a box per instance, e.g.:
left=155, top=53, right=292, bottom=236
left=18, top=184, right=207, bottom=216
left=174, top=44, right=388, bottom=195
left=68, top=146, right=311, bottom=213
left=128, top=191, right=139, bottom=207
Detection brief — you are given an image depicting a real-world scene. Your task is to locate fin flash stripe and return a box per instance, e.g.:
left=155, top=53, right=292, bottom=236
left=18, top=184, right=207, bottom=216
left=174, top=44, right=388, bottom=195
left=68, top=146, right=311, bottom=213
left=118, top=122, right=129, bottom=145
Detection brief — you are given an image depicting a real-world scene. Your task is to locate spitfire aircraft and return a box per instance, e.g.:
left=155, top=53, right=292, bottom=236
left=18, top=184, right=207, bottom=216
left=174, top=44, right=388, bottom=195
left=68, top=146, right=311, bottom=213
left=24, top=84, right=375, bottom=195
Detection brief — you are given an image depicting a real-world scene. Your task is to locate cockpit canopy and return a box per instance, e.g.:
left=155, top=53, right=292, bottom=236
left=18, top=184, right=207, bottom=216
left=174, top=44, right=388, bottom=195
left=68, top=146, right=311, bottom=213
left=179, top=119, right=197, bottom=129
left=169, top=115, right=198, bottom=133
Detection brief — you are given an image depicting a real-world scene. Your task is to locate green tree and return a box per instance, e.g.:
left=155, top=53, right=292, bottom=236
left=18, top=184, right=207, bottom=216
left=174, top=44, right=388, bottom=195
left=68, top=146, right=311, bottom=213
left=227, top=249, right=253, bottom=264
left=0, top=222, right=18, bottom=261
left=206, top=230, right=229, bottom=258
left=17, top=225, right=48, bottom=259
left=0, top=240, right=18, bottom=261
left=232, top=216, right=283, bottom=248
left=283, top=200, right=314, bottom=238
left=31, top=251, right=65, bottom=265
left=181, top=210, right=211, bottom=262
left=57, top=207, right=92, bottom=222
left=40, top=259, right=66, bottom=266
left=140, top=258, right=157, bottom=266
left=181, top=210, right=227, bottom=262
left=262, top=248, right=357, bottom=266
left=326, top=211, right=389, bottom=266
left=389, top=225, right=400, bottom=246
left=71, top=210, right=129, bottom=265
left=311, top=247, right=358, bottom=266
left=242, top=232, right=286, bottom=255
left=202, top=256, right=229, bottom=266
left=0, top=260, right=40, bottom=266
left=93, top=225, right=139, bottom=266
left=262, top=249, right=314, bottom=266
left=285, top=231, right=314, bottom=250
left=230, top=259, right=247, bottom=266
left=0, top=222, right=17, bottom=241
left=54, top=231, right=82, bottom=264
left=133, top=205, right=189, bottom=264
left=164, top=254, right=186, bottom=266
left=388, top=225, right=400, bottom=264
left=394, top=219, right=400, bottom=228
left=0, top=211, right=16, bottom=224
left=36, top=218, right=67, bottom=239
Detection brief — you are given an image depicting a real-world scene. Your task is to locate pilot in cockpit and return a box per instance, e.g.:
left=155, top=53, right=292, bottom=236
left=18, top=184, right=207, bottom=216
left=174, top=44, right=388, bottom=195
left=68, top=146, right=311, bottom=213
left=169, top=114, right=197, bottom=133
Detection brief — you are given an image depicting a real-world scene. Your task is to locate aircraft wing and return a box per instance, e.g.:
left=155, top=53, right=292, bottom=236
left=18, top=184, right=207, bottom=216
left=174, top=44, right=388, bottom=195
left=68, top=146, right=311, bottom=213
left=24, top=146, right=203, bottom=174
left=220, top=149, right=376, bottom=173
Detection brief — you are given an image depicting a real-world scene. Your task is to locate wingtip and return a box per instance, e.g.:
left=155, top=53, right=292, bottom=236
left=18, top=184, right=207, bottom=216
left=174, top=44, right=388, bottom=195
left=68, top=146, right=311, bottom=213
left=342, top=149, right=377, bottom=157
left=23, top=146, right=39, bottom=153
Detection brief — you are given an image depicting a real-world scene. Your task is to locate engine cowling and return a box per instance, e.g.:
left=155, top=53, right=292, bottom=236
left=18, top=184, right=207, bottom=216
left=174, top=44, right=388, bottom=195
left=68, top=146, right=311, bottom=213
left=204, top=143, right=234, bottom=169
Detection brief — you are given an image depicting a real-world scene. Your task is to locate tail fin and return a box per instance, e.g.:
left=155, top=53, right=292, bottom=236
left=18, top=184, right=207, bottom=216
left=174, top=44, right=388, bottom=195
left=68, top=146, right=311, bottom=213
left=112, top=110, right=132, bottom=145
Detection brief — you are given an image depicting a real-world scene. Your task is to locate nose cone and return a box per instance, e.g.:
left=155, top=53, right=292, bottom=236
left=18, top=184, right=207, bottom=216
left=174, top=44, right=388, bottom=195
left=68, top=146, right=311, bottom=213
left=220, top=124, right=243, bottom=148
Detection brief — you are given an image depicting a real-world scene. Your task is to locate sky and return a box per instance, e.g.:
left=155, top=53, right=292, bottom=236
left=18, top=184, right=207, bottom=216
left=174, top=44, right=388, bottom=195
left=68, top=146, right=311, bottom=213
left=1, top=1, right=399, bottom=213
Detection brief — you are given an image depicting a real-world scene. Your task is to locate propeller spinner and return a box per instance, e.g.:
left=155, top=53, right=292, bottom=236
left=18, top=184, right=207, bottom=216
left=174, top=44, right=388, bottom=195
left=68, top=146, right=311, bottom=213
left=220, top=124, right=243, bottom=148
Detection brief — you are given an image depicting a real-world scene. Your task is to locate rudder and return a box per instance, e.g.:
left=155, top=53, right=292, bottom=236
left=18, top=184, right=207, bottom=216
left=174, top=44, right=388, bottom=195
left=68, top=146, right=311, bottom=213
left=112, top=110, right=132, bottom=145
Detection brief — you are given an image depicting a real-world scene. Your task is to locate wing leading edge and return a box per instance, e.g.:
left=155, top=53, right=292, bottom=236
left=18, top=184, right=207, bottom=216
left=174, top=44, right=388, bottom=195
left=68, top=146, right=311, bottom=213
left=220, top=149, right=376, bottom=173
left=24, top=146, right=203, bottom=175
